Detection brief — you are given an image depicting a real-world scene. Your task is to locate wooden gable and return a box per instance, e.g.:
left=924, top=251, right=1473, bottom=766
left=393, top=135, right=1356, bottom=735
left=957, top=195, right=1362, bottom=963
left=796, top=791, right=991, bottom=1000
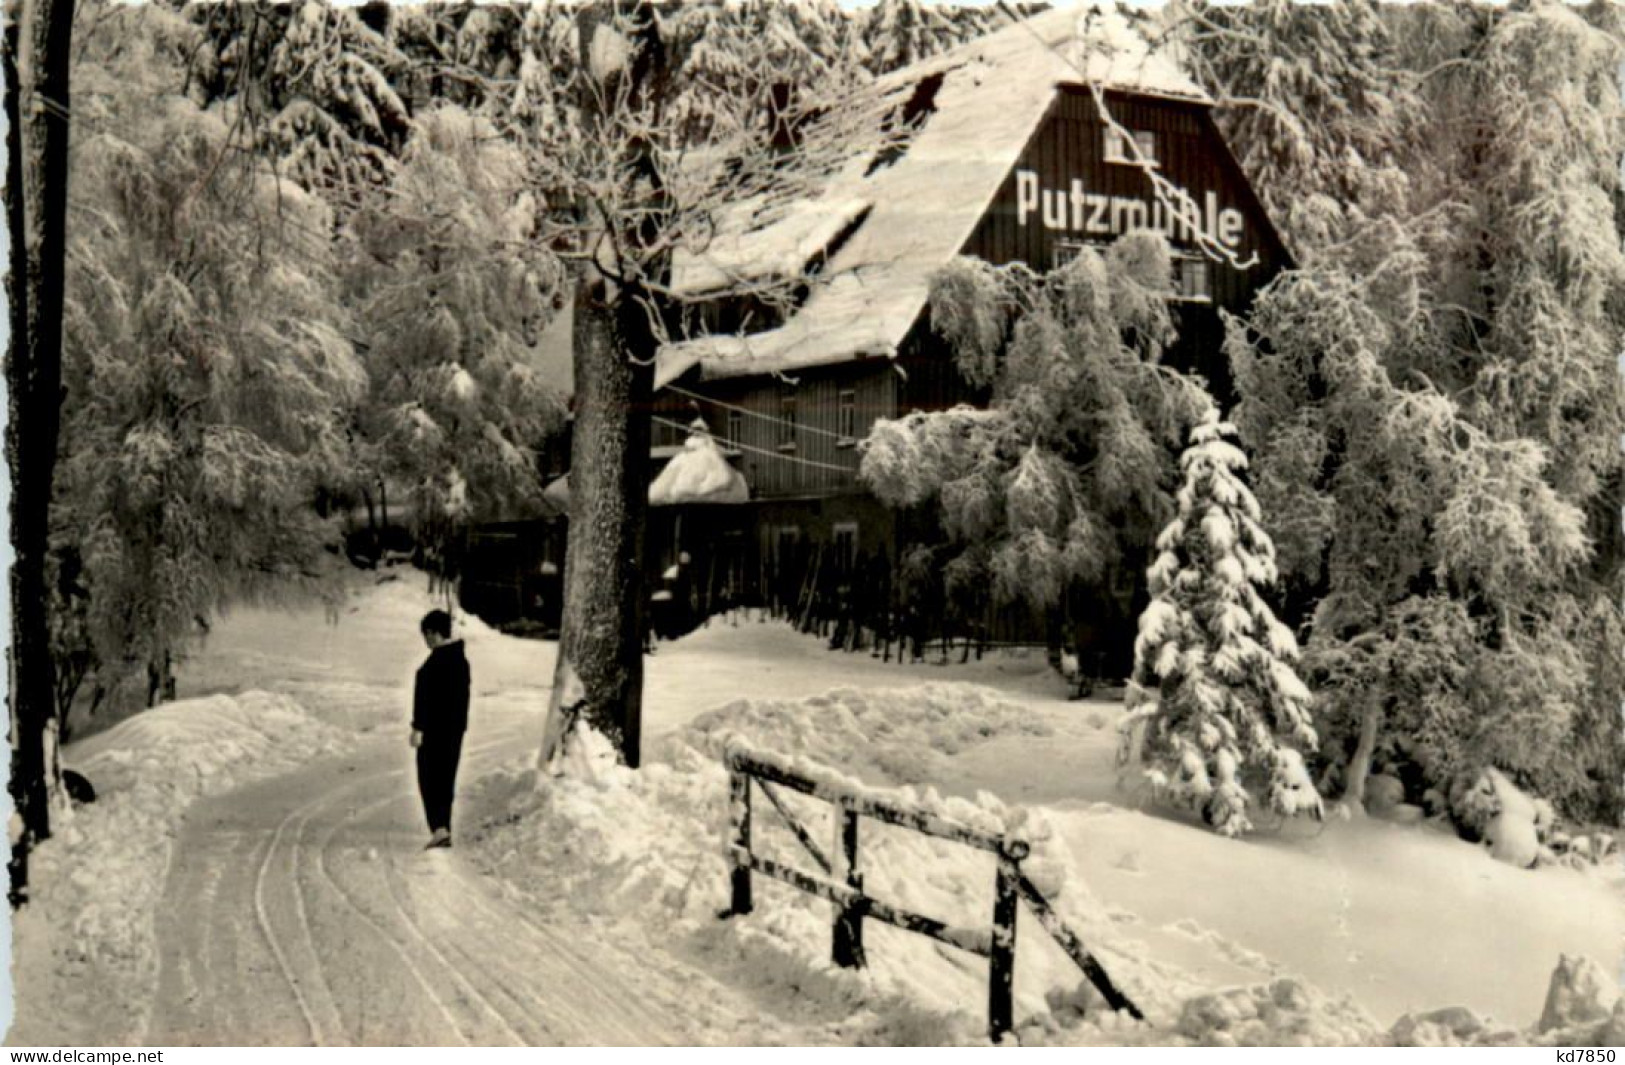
left=964, top=87, right=1291, bottom=301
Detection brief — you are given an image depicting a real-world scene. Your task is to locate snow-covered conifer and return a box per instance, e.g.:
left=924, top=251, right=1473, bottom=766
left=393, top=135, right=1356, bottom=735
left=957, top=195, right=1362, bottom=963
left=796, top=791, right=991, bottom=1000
left=347, top=105, right=566, bottom=559
left=1124, top=409, right=1322, bottom=837
left=190, top=2, right=411, bottom=204
left=57, top=5, right=366, bottom=712
left=859, top=0, right=996, bottom=75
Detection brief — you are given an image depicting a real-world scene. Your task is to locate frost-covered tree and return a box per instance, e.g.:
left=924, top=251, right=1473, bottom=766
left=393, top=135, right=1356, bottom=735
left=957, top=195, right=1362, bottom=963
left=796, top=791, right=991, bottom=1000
left=499, top=2, right=897, bottom=770
left=1122, top=410, right=1322, bottom=837
left=56, top=4, right=364, bottom=715
left=1222, top=2, right=1625, bottom=822
left=345, top=105, right=566, bottom=584
left=858, top=0, right=997, bottom=76
left=189, top=1, right=412, bottom=204
left=861, top=236, right=1211, bottom=617
left=673, top=0, right=865, bottom=119
left=1171, top=0, right=1421, bottom=253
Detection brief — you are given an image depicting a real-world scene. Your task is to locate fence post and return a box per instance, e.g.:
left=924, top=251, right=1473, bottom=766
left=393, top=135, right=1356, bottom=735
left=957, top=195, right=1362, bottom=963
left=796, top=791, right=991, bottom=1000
left=832, top=807, right=865, bottom=967
left=729, top=768, right=753, bottom=916
left=989, top=846, right=1020, bottom=1042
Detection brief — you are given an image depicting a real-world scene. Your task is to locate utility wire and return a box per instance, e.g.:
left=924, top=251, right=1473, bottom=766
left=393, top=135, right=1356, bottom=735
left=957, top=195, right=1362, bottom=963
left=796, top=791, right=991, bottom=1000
left=652, top=414, right=859, bottom=474
left=664, top=383, right=852, bottom=442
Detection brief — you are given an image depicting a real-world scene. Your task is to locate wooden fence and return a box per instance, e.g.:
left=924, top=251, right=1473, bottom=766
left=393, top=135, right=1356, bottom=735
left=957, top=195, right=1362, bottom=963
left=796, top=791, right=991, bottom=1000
left=722, top=744, right=1143, bottom=1041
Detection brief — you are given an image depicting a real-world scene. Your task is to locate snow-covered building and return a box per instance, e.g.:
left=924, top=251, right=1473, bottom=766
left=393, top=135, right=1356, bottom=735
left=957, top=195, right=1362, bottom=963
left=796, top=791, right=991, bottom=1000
left=644, top=5, right=1290, bottom=650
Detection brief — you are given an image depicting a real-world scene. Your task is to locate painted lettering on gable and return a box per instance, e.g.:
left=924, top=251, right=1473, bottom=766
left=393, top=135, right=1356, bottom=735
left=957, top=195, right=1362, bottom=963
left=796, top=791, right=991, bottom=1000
left=1014, top=168, right=1247, bottom=262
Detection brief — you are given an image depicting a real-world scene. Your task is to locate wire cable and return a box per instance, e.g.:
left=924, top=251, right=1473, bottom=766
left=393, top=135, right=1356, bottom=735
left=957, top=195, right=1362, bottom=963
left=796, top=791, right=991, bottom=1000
left=652, top=414, right=859, bottom=474
left=664, top=383, right=853, bottom=442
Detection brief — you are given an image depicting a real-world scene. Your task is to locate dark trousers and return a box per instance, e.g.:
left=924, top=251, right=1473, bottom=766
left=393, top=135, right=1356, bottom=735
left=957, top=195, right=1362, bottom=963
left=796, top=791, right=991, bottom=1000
left=416, top=732, right=464, bottom=835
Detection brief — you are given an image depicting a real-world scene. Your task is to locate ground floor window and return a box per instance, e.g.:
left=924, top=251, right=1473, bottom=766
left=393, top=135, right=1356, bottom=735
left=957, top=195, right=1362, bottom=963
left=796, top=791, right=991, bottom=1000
left=832, top=521, right=859, bottom=575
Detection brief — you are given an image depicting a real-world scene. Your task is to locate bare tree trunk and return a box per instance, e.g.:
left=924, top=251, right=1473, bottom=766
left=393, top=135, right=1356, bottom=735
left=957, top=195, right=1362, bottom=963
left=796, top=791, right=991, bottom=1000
left=6, top=0, right=72, bottom=907
left=540, top=273, right=652, bottom=770
left=538, top=1, right=671, bottom=773
left=1342, top=703, right=1382, bottom=815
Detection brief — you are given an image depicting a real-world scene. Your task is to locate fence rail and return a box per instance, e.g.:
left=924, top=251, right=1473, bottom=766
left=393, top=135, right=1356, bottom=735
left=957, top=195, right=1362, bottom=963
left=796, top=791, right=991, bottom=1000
left=721, top=744, right=1142, bottom=1041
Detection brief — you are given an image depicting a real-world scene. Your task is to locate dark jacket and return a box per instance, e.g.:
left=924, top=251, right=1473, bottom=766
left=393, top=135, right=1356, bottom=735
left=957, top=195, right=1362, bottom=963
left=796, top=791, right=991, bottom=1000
left=412, top=640, right=470, bottom=735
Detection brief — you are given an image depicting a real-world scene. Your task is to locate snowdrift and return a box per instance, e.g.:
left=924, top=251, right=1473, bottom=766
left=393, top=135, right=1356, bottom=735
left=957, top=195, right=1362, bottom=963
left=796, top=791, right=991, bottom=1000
left=11, top=692, right=352, bottom=1045
left=464, top=685, right=1393, bottom=1044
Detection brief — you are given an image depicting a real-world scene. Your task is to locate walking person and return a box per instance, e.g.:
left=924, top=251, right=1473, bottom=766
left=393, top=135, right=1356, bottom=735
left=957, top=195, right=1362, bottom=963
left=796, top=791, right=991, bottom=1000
left=411, top=609, right=469, bottom=849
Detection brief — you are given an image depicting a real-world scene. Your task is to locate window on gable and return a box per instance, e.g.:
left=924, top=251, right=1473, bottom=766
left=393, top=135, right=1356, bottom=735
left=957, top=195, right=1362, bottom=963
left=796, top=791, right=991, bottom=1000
left=727, top=409, right=743, bottom=450
left=1172, top=254, right=1212, bottom=303
left=1104, top=127, right=1157, bottom=167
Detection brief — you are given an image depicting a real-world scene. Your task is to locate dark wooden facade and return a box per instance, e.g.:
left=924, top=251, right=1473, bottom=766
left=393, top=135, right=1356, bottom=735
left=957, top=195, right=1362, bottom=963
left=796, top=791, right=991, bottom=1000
left=474, top=82, right=1290, bottom=665
left=665, top=84, right=1289, bottom=503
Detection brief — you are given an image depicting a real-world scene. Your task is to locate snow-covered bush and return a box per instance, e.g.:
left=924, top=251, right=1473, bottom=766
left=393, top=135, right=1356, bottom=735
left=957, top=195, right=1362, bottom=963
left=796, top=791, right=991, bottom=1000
left=1122, top=410, right=1321, bottom=837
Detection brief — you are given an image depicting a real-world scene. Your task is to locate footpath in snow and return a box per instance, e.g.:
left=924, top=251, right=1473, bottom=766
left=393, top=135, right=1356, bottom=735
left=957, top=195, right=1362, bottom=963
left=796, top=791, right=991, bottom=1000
left=11, top=574, right=1624, bottom=1046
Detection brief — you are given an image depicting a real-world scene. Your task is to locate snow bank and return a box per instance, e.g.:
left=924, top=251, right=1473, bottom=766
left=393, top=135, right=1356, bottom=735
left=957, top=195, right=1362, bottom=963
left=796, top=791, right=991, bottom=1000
left=464, top=684, right=1394, bottom=1044
left=683, top=684, right=1054, bottom=785
left=11, top=692, right=352, bottom=1045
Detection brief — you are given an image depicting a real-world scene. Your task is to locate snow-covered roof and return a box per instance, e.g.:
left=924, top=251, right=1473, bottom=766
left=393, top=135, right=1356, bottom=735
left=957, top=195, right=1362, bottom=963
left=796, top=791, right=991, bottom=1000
left=658, top=4, right=1208, bottom=385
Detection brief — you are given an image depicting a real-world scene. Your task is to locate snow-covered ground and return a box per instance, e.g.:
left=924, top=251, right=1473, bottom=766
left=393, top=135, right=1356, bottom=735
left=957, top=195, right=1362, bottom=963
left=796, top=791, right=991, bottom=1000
left=10, top=692, right=352, bottom=1044
left=12, top=572, right=1624, bottom=1046
left=472, top=596, right=1625, bottom=1043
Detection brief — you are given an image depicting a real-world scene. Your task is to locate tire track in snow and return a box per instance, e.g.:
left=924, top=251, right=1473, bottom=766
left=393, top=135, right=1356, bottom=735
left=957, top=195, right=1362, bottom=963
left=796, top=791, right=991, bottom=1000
left=322, top=779, right=531, bottom=1044
left=449, top=874, right=683, bottom=1044
left=352, top=727, right=684, bottom=1045
left=252, top=795, right=332, bottom=1045
left=151, top=710, right=697, bottom=1046
left=307, top=772, right=474, bottom=1045
left=298, top=732, right=532, bottom=1045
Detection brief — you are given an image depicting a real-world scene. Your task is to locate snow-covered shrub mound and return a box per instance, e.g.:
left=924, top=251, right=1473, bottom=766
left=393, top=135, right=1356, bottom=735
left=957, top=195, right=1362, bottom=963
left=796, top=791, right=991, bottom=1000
left=679, top=684, right=1054, bottom=785
left=1386, top=955, right=1625, bottom=1047
left=1173, top=979, right=1378, bottom=1046
left=1449, top=768, right=1555, bottom=869
left=14, top=692, right=352, bottom=1045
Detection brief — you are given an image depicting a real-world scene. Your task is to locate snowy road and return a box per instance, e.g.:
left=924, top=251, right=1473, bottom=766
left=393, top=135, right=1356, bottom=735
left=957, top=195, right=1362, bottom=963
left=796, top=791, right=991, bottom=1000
left=144, top=710, right=693, bottom=1046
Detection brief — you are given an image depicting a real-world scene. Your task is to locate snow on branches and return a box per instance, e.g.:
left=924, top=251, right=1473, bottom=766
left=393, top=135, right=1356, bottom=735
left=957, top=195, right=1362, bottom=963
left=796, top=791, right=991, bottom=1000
left=860, top=238, right=1210, bottom=611
left=348, top=105, right=566, bottom=535
left=59, top=7, right=367, bottom=706
left=1124, top=410, right=1321, bottom=837
left=1219, top=3, right=1625, bottom=823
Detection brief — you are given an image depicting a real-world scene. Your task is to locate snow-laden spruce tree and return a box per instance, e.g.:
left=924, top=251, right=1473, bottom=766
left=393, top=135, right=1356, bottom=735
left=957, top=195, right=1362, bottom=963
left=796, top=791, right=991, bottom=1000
left=189, top=2, right=411, bottom=203
left=1123, top=408, right=1322, bottom=837
left=346, top=104, right=566, bottom=584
